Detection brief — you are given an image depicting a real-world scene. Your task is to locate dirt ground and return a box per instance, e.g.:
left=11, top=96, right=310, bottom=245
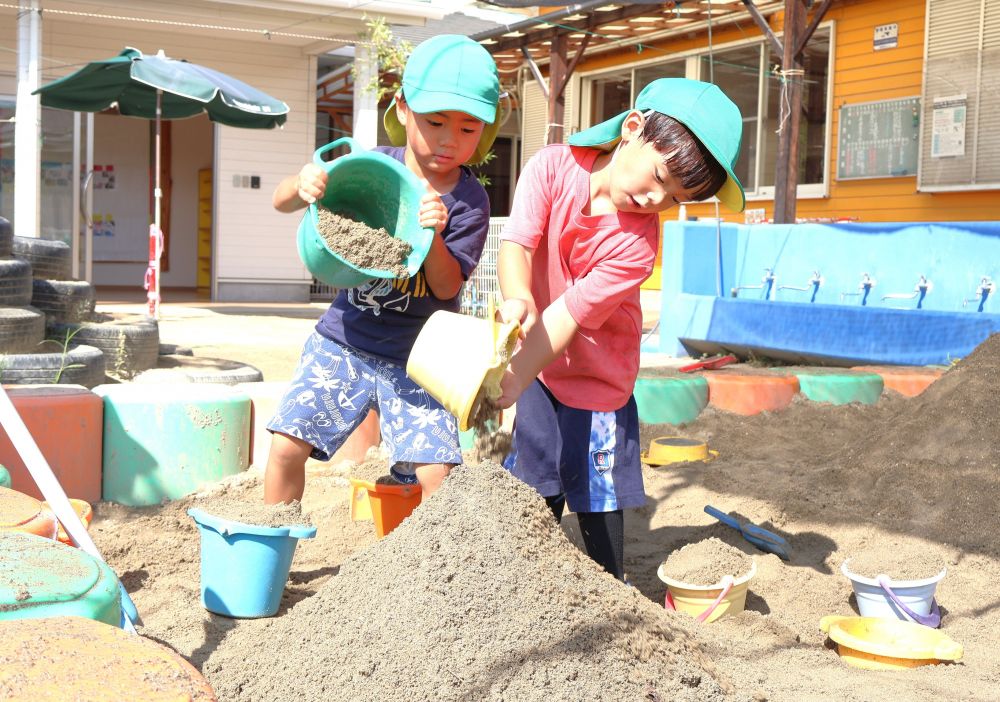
left=82, top=300, right=1000, bottom=701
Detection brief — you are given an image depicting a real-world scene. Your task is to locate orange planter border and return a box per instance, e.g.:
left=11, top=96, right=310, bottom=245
left=851, top=366, right=945, bottom=397
left=704, top=373, right=800, bottom=415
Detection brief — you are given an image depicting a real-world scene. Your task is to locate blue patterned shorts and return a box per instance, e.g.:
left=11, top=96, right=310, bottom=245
left=267, top=332, right=462, bottom=467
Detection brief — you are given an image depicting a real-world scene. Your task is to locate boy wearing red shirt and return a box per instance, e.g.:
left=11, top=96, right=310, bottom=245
left=495, top=79, right=745, bottom=580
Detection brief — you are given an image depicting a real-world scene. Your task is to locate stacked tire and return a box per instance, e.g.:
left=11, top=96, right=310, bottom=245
left=0, top=215, right=158, bottom=386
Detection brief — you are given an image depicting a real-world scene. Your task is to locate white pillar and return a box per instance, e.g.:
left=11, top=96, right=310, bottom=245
left=14, top=0, right=41, bottom=238
left=352, top=45, right=379, bottom=149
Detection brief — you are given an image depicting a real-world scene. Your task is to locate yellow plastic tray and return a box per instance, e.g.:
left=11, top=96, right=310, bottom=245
left=819, top=615, right=962, bottom=670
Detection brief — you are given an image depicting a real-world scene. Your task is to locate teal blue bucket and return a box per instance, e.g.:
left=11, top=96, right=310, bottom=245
left=187, top=508, right=317, bottom=618
left=296, top=137, right=434, bottom=288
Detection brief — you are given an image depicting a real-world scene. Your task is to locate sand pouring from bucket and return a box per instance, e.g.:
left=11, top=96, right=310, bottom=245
left=296, top=137, right=435, bottom=289
left=407, top=311, right=520, bottom=432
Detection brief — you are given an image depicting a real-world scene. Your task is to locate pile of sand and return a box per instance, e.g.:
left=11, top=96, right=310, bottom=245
left=850, top=333, right=999, bottom=468
left=82, top=319, right=1000, bottom=702
left=661, top=538, right=753, bottom=586
left=827, top=333, right=1000, bottom=555
left=204, top=463, right=730, bottom=702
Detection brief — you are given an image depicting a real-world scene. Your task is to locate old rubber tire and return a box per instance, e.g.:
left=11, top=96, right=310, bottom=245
left=793, top=372, right=884, bottom=405
left=31, top=279, right=96, bottom=323
left=12, top=236, right=73, bottom=280
left=49, top=317, right=159, bottom=380
left=0, top=259, right=33, bottom=307
left=0, top=307, right=46, bottom=354
left=0, top=216, right=12, bottom=258
left=633, top=375, right=709, bottom=424
left=135, top=356, right=263, bottom=385
left=0, top=344, right=105, bottom=388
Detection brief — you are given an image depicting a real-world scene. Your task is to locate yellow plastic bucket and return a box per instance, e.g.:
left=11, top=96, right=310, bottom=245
left=657, top=559, right=756, bottom=623
left=406, top=311, right=519, bottom=431
left=349, top=482, right=373, bottom=522
left=819, top=615, right=963, bottom=670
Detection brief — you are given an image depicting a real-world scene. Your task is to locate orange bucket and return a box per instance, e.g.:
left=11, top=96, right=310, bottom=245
left=41, top=498, right=93, bottom=545
left=0, top=615, right=217, bottom=701
left=348, top=477, right=421, bottom=538
left=0, top=486, right=57, bottom=539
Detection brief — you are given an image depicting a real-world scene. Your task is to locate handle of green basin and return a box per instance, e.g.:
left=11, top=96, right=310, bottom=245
left=313, top=137, right=360, bottom=166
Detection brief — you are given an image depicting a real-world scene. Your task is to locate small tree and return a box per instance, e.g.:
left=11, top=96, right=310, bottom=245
left=355, top=16, right=411, bottom=101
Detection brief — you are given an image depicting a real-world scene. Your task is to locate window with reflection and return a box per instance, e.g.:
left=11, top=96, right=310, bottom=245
left=582, top=28, right=831, bottom=197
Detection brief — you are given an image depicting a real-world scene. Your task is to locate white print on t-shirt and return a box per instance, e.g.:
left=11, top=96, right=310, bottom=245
left=348, top=278, right=412, bottom=316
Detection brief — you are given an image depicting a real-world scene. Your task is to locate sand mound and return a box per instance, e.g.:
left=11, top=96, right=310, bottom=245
left=204, top=463, right=729, bottom=702
left=850, top=333, right=1000, bottom=468
left=814, top=333, right=1000, bottom=553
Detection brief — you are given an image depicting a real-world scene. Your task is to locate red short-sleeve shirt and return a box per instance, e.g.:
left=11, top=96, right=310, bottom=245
left=501, top=144, right=659, bottom=411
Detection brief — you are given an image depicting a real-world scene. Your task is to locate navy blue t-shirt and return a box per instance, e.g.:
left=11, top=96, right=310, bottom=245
left=315, top=146, right=490, bottom=365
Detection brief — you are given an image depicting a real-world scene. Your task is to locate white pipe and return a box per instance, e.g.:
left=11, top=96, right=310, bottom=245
left=14, top=0, right=41, bottom=239
left=85, top=113, right=94, bottom=283
left=72, top=112, right=81, bottom=279
left=0, top=386, right=138, bottom=633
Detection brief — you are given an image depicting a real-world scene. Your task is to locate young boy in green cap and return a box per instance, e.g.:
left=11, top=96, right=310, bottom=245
left=265, top=35, right=500, bottom=504
left=494, top=78, right=745, bottom=581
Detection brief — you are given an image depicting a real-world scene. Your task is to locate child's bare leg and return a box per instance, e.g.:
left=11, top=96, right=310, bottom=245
left=414, top=463, right=453, bottom=497
left=264, top=432, right=314, bottom=504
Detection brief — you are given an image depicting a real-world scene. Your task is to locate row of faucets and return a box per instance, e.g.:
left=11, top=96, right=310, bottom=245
left=731, top=269, right=996, bottom=311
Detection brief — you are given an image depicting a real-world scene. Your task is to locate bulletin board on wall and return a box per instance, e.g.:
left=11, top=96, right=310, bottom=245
left=92, top=114, right=150, bottom=262
left=837, top=97, right=920, bottom=180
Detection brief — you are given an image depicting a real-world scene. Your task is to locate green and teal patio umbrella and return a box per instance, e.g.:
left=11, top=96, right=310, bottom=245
left=34, top=47, right=289, bottom=318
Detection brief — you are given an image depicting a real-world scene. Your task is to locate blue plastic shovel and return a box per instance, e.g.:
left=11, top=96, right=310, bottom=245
left=705, top=505, right=790, bottom=560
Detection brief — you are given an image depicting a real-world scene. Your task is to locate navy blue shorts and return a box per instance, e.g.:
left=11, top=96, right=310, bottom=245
left=504, top=380, right=645, bottom=513
left=267, top=332, right=462, bottom=466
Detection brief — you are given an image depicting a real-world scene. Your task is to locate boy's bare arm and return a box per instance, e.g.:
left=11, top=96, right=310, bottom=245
left=495, top=295, right=578, bottom=409
left=273, top=163, right=327, bottom=213
left=497, top=240, right=538, bottom=334
left=418, top=189, right=464, bottom=299
left=422, top=230, right=464, bottom=298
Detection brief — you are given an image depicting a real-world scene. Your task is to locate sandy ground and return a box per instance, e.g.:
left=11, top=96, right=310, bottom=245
left=77, top=297, right=1000, bottom=701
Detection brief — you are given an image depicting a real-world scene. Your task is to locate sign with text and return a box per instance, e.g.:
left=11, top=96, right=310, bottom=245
left=931, top=95, right=967, bottom=158
left=874, top=23, right=898, bottom=51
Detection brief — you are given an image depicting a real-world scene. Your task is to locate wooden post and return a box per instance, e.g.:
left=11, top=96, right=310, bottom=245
left=773, top=0, right=806, bottom=224
left=547, top=34, right=567, bottom=144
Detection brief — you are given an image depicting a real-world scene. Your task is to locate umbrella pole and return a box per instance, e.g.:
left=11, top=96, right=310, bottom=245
left=145, top=89, right=163, bottom=319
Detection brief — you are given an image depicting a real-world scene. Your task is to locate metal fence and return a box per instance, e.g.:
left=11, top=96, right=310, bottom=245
left=310, top=217, right=507, bottom=315
left=459, top=216, right=505, bottom=318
